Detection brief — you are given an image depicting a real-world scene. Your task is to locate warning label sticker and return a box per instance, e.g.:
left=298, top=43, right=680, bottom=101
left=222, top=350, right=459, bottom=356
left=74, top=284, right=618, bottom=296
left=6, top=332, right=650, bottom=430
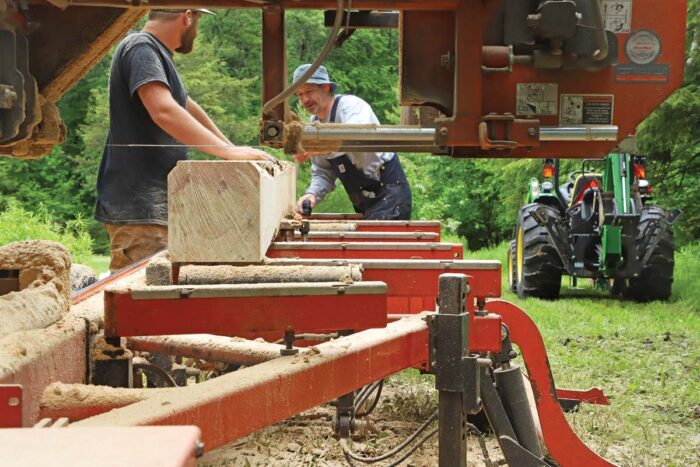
left=560, top=94, right=614, bottom=125
left=602, top=0, right=632, bottom=33
left=516, top=83, right=558, bottom=116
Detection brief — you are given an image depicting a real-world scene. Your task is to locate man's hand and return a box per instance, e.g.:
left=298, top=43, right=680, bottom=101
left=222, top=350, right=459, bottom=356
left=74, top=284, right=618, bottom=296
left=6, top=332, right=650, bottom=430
left=294, top=151, right=322, bottom=164
left=296, top=193, right=317, bottom=214
left=225, top=146, right=277, bottom=162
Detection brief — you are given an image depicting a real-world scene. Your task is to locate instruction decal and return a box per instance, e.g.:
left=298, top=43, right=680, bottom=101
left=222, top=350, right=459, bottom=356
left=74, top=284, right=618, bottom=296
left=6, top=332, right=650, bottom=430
left=602, top=0, right=633, bottom=33
left=516, top=83, right=558, bottom=116
left=560, top=94, right=614, bottom=125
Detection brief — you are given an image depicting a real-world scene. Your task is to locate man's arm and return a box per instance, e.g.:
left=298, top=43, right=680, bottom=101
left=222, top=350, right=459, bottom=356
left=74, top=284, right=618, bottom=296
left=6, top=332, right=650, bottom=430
left=186, top=96, right=233, bottom=145
left=138, top=82, right=272, bottom=161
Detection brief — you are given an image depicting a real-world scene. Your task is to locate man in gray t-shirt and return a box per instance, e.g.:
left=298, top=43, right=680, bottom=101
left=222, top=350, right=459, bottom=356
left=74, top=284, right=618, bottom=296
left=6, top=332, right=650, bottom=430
left=293, top=65, right=412, bottom=220
left=96, top=9, right=274, bottom=272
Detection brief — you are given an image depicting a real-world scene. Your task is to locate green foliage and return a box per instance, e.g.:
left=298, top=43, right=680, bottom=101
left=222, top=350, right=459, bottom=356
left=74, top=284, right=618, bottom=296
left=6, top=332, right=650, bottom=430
left=0, top=6, right=697, bottom=252
left=0, top=199, right=94, bottom=263
left=637, top=0, right=700, bottom=245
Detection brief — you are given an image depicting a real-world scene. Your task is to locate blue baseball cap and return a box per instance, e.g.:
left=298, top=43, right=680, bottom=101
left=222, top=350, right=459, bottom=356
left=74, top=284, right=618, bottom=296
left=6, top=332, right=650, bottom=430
left=293, top=64, right=337, bottom=93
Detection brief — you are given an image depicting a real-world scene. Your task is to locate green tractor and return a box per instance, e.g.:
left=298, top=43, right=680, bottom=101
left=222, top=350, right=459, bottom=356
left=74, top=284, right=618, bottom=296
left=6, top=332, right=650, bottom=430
left=508, top=154, right=680, bottom=301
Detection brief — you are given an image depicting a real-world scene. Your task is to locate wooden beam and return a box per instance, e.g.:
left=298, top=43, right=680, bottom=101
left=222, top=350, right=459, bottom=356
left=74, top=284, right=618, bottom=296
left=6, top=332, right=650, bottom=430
left=168, top=161, right=295, bottom=263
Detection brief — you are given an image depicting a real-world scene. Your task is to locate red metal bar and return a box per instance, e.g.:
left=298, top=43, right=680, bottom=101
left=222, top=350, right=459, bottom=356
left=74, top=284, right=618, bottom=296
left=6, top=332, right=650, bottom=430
left=557, top=388, right=610, bottom=406
left=291, top=231, right=440, bottom=242
left=486, top=300, right=615, bottom=467
left=74, top=316, right=431, bottom=452
left=71, top=255, right=150, bottom=305
left=104, top=283, right=388, bottom=338
left=0, top=385, right=22, bottom=428
left=267, top=242, right=463, bottom=260
left=361, top=262, right=500, bottom=312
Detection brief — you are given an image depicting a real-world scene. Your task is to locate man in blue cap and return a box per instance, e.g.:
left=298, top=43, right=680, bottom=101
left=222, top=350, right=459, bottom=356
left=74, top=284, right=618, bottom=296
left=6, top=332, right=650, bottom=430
left=293, top=64, right=412, bottom=220
left=96, top=8, right=274, bottom=272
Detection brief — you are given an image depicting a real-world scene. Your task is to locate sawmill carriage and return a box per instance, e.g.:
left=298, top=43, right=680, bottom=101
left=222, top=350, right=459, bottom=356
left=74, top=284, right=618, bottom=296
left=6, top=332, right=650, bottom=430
left=0, top=0, right=689, bottom=465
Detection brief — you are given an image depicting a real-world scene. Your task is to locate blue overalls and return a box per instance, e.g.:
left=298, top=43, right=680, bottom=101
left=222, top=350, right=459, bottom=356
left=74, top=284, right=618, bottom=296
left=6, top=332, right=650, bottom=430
left=326, top=96, right=413, bottom=220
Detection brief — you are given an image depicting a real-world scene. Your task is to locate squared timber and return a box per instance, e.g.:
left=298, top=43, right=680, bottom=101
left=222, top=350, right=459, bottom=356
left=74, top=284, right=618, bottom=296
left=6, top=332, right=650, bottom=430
left=168, top=161, right=295, bottom=263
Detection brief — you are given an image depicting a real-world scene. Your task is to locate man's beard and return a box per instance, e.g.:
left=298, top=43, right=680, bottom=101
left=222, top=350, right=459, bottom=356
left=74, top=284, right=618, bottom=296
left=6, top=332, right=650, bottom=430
left=176, top=24, right=197, bottom=54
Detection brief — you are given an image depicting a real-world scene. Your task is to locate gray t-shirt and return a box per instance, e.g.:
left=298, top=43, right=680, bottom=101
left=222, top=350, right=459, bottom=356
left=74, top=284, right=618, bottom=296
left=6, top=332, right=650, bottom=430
left=95, top=31, right=188, bottom=225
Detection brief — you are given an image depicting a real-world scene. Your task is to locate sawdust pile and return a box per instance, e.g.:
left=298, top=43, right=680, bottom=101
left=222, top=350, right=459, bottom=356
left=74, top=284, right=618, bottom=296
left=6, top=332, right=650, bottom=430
left=179, top=264, right=362, bottom=285
left=0, top=240, right=71, bottom=339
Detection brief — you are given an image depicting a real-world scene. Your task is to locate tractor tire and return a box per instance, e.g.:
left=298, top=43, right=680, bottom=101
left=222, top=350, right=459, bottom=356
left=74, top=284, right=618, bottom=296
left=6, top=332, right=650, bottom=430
left=507, top=239, right=517, bottom=292
left=516, top=204, right=563, bottom=299
left=623, top=206, right=674, bottom=302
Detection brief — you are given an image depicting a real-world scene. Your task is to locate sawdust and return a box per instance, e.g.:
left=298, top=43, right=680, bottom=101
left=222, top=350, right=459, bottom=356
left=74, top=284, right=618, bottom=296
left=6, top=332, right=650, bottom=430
left=179, top=264, right=363, bottom=285
left=40, top=382, right=176, bottom=419
left=0, top=240, right=71, bottom=338
left=283, top=120, right=305, bottom=155
left=0, top=314, right=86, bottom=380
left=0, top=285, right=65, bottom=339
left=93, top=335, right=132, bottom=361
left=127, top=335, right=286, bottom=366
left=309, top=222, right=358, bottom=232
left=0, top=240, right=71, bottom=295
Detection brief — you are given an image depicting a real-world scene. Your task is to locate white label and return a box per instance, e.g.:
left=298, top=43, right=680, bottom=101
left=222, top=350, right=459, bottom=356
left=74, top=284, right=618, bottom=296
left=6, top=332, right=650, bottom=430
left=602, top=0, right=633, bottom=33
left=560, top=94, right=614, bottom=125
left=516, top=83, right=558, bottom=116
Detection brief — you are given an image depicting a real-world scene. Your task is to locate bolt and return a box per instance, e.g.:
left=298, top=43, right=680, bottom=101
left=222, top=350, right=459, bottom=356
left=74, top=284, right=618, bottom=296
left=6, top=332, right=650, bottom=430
left=195, top=441, right=205, bottom=458
left=528, top=128, right=537, bottom=137
left=8, top=397, right=19, bottom=407
left=266, top=126, right=280, bottom=138
left=439, top=127, right=449, bottom=136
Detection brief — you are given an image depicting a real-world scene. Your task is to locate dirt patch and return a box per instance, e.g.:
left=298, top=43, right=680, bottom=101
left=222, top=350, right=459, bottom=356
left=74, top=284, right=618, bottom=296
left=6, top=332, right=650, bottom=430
left=200, top=381, right=505, bottom=466
left=179, top=264, right=362, bottom=285
left=0, top=240, right=71, bottom=338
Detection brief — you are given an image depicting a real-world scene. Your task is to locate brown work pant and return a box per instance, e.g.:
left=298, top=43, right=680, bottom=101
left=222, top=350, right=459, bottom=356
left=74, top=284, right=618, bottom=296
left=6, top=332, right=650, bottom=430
left=104, top=223, right=167, bottom=273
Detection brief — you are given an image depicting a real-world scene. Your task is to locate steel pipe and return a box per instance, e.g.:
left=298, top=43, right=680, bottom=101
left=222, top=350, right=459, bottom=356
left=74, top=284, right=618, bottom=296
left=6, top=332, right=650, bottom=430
left=301, top=124, right=436, bottom=142
left=539, top=126, right=618, bottom=141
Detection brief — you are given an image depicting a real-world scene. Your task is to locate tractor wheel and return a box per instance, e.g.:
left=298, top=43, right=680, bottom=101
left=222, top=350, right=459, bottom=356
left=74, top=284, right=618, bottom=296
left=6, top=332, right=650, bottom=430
left=623, top=206, right=674, bottom=302
left=507, top=239, right=517, bottom=292
left=516, top=204, right=563, bottom=299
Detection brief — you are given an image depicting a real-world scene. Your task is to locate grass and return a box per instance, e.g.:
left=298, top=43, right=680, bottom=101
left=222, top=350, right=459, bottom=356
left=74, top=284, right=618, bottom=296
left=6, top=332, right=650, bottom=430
left=392, top=240, right=700, bottom=466
left=83, top=254, right=110, bottom=276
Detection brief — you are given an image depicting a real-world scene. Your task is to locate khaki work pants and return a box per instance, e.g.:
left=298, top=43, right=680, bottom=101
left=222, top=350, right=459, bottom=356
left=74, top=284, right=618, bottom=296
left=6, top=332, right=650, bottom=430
left=104, top=223, right=167, bottom=273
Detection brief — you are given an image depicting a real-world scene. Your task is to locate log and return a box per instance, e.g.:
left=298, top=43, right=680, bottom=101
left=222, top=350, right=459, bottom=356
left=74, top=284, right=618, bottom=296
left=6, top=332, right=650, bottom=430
left=178, top=264, right=362, bottom=285
left=127, top=335, right=287, bottom=366
left=168, top=160, right=296, bottom=263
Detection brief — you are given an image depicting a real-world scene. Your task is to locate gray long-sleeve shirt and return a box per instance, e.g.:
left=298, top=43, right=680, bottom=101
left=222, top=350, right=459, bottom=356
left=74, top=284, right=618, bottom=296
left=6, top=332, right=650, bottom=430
left=305, top=95, right=395, bottom=202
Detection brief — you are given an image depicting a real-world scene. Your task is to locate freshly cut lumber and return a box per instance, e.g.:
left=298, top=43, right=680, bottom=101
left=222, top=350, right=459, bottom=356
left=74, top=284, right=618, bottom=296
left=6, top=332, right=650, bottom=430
left=168, top=161, right=295, bottom=263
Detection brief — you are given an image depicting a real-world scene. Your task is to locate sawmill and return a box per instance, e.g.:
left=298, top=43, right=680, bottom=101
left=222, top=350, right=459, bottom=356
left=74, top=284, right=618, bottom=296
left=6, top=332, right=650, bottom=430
left=0, top=0, right=689, bottom=465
